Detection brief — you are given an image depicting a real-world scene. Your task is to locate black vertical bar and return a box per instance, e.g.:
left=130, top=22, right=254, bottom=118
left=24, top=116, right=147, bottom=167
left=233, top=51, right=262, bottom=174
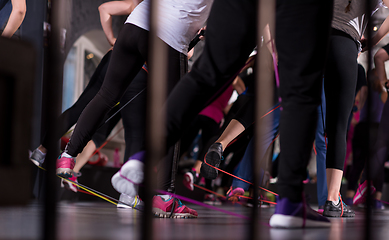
left=251, top=0, right=276, bottom=239
left=168, top=55, right=187, bottom=193
left=142, top=0, right=168, bottom=239
left=364, top=0, right=372, bottom=239
left=43, top=0, right=67, bottom=239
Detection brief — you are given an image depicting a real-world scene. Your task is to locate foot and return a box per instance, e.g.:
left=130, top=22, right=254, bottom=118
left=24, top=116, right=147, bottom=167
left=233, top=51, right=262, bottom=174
left=56, top=152, right=75, bottom=178
left=269, top=197, right=331, bottom=228
left=152, top=195, right=198, bottom=218
left=117, top=193, right=144, bottom=211
left=203, top=193, right=222, bottom=206
left=372, top=199, right=385, bottom=210
left=111, top=151, right=144, bottom=197
left=323, top=200, right=355, bottom=218
left=201, top=143, right=223, bottom=179
left=61, top=174, right=79, bottom=193
left=353, top=180, right=376, bottom=205
left=226, top=187, right=245, bottom=203
left=183, top=169, right=198, bottom=191
left=317, top=205, right=324, bottom=214
left=30, top=148, right=46, bottom=167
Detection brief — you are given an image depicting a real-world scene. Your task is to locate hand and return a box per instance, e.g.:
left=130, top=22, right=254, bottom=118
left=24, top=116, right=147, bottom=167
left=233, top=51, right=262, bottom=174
left=198, top=26, right=206, bottom=40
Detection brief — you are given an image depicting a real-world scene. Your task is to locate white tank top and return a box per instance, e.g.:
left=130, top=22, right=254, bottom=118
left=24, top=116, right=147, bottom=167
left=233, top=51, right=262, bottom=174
left=125, top=0, right=213, bottom=55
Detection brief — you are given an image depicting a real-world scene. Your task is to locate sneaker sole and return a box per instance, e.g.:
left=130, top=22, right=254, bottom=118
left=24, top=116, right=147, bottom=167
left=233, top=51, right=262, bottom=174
left=270, top=214, right=331, bottom=228
left=30, top=159, right=42, bottom=167
left=152, top=208, right=197, bottom=218
left=112, top=160, right=144, bottom=197
left=201, top=151, right=221, bottom=179
left=323, top=211, right=355, bottom=218
left=61, top=179, right=78, bottom=193
left=117, top=202, right=132, bottom=209
left=56, top=168, right=73, bottom=178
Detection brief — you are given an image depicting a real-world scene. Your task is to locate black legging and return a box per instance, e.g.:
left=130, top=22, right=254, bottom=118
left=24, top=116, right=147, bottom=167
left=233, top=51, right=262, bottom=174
left=324, top=30, right=359, bottom=170
left=66, top=24, right=184, bottom=156
left=164, top=0, right=333, bottom=202
left=41, top=51, right=112, bottom=149
left=40, top=48, right=150, bottom=162
left=92, top=68, right=149, bottom=162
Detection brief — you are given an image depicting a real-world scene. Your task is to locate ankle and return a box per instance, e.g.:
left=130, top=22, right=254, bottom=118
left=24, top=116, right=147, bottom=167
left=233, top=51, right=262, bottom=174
left=38, top=145, right=47, bottom=154
left=62, top=152, right=74, bottom=158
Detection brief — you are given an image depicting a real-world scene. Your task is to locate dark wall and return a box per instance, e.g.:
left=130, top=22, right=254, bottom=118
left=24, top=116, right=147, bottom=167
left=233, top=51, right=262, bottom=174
left=65, top=0, right=126, bottom=57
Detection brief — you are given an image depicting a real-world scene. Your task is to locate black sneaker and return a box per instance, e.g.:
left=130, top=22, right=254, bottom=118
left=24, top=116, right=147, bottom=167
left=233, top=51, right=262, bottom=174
left=200, top=143, right=223, bottom=179
left=323, top=200, right=355, bottom=217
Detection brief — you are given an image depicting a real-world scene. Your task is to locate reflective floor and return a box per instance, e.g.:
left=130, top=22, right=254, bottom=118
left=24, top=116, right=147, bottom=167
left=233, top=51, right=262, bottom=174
left=0, top=201, right=388, bottom=240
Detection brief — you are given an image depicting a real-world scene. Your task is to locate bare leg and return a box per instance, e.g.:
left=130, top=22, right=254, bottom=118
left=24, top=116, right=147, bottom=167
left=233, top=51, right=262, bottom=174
left=73, top=140, right=97, bottom=173
left=346, top=190, right=355, bottom=199
left=193, top=160, right=202, bottom=174
left=374, top=48, right=389, bottom=84
left=326, top=168, right=343, bottom=201
left=215, top=119, right=245, bottom=151
left=38, top=145, right=47, bottom=154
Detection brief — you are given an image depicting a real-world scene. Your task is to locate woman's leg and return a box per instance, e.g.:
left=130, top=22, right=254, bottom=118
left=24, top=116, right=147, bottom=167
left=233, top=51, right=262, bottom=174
left=65, top=24, right=148, bottom=157
left=40, top=50, right=112, bottom=151
left=324, top=34, right=358, bottom=202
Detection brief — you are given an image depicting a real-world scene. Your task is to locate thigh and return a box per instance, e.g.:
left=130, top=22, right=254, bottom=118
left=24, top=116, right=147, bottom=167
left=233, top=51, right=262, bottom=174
left=100, top=24, right=148, bottom=104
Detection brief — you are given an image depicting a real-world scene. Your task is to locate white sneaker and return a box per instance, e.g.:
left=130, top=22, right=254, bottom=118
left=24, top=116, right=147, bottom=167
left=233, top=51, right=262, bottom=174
left=111, top=151, right=144, bottom=197
left=30, top=148, right=46, bottom=167
left=117, top=193, right=144, bottom=210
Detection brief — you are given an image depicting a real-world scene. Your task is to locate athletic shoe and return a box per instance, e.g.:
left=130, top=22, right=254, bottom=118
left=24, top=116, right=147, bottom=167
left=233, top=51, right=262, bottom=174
left=61, top=174, right=78, bottom=193
left=203, top=194, right=222, bottom=205
left=111, top=151, right=144, bottom=197
left=56, top=153, right=75, bottom=178
left=246, top=194, right=274, bottom=208
left=30, top=148, right=46, bottom=167
left=117, top=193, right=144, bottom=211
left=317, top=205, right=324, bottom=214
left=183, top=168, right=198, bottom=191
left=372, top=199, right=385, bottom=210
left=201, top=143, right=223, bottom=179
left=269, top=197, right=331, bottom=228
left=323, top=197, right=355, bottom=218
left=226, top=187, right=245, bottom=203
left=353, top=180, right=376, bottom=205
left=152, top=195, right=198, bottom=218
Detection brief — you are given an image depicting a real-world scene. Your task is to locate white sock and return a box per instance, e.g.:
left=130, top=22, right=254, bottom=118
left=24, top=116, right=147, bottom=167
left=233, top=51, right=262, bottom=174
left=332, top=198, right=339, bottom=205
left=62, top=152, right=74, bottom=158
left=157, top=195, right=171, bottom=201
left=37, top=149, right=46, bottom=156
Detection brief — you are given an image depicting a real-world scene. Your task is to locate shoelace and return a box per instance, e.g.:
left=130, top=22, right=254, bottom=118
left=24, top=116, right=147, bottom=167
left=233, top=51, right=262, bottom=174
left=339, top=193, right=344, bottom=217
left=168, top=197, right=184, bottom=218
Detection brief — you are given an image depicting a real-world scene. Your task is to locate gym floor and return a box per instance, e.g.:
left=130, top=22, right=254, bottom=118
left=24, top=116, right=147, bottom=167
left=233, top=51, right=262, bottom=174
left=1, top=201, right=388, bottom=240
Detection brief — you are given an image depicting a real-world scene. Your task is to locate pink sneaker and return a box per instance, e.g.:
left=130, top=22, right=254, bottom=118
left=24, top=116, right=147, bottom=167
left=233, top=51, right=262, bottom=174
left=56, top=153, right=75, bottom=178
left=152, top=195, right=198, bottom=218
left=353, top=180, right=376, bottom=205
left=61, top=175, right=78, bottom=193
left=226, top=187, right=245, bottom=203
left=183, top=169, right=198, bottom=191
